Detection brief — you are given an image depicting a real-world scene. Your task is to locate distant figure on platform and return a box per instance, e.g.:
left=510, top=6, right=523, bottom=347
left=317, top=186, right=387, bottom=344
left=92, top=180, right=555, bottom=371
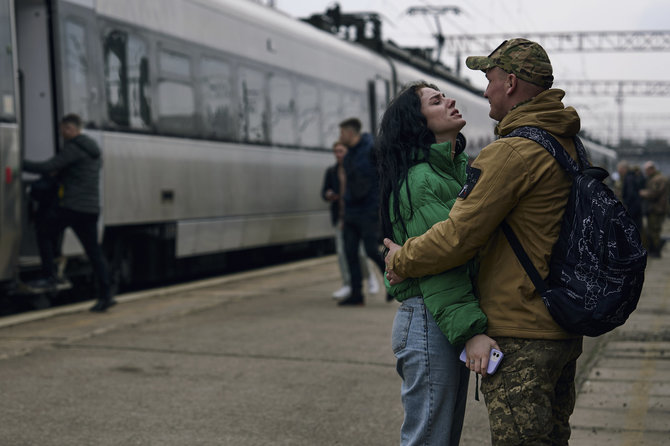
left=321, top=140, right=379, bottom=299
left=337, top=118, right=387, bottom=306
left=639, top=161, right=669, bottom=258
left=617, top=160, right=644, bottom=231
left=23, top=113, right=115, bottom=312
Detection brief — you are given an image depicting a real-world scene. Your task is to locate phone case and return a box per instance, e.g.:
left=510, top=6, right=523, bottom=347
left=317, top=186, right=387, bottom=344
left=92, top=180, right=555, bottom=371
left=460, top=348, right=504, bottom=374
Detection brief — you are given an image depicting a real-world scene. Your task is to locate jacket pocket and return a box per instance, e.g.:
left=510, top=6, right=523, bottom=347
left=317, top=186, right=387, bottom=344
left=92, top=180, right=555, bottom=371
left=391, top=305, right=413, bottom=354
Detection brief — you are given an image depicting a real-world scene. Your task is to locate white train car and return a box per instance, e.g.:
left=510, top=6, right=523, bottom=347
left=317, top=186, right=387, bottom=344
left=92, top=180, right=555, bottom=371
left=582, top=138, right=618, bottom=175
left=0, top=0, right=493, bottom=296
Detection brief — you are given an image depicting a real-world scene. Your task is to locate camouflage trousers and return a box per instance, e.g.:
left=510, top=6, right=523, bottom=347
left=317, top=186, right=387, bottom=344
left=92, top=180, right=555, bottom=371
left=479, top=337, right=583, bottom=445
left=645, top=212, right=666, bottom=253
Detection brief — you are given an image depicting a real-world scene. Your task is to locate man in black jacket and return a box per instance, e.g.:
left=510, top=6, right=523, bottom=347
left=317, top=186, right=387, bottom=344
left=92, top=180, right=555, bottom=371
left=337, top=118, right=386, bottom=306
left=24, top=114, right=115, bottom=312
left=321, top=141, right=379, bottom=299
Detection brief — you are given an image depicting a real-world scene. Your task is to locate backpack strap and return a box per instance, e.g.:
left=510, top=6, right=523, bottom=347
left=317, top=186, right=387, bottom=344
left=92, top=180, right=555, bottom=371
left=499, top=126, right=584, bottom=294
left=505, top=126, right=589, bottom=176
left=500, top=221, right=547, bottom=294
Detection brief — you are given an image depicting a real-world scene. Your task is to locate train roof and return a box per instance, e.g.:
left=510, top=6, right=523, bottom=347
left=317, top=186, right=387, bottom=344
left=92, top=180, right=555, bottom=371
left=80, top=0, right=483, bottom=95
left=88, top=0, right=390, bottom=83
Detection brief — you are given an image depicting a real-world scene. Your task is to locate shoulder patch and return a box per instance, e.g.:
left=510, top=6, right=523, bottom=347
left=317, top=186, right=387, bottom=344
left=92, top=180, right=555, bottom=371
left=458, top=166, right=481, bottom=199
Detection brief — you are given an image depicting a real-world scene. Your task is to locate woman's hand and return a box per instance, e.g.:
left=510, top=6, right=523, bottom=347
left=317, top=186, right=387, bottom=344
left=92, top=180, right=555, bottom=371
left=464, top=334, right=500, bottom=377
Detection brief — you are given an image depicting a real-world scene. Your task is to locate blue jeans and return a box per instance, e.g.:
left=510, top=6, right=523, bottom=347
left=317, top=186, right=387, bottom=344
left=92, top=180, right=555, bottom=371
left=392, top=297, right=470, bottom=446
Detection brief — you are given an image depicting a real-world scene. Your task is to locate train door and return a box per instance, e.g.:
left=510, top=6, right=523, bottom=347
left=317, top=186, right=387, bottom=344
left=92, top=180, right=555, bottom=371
left=0, top=0, right=21, bottom=285
left=367, top=77, right=390, bottom=136
left=14, top=0, right=59, bottom=269
left=16, top=0, right=57, bottom=163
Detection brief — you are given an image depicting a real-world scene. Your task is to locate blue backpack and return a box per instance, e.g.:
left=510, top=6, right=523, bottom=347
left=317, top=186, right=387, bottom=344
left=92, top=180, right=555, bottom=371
left=501, top=126, right=647, bottom=336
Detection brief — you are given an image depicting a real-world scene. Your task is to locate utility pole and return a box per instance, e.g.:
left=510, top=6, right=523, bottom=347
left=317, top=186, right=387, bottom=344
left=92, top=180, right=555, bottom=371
left=407, top=6, right=460, bottom=65
left=616, top=82, right=624, bottom=146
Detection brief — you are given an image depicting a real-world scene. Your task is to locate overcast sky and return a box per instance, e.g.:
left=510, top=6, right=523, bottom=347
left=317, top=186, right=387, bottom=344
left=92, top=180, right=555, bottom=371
left=273, top=0, right=670, bottom=146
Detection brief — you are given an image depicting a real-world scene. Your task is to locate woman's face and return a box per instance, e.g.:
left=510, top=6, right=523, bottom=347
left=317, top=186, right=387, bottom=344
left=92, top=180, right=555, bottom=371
left=418, top=87, right=466, bottom=142
left=332, top=143, right=348, bottom=164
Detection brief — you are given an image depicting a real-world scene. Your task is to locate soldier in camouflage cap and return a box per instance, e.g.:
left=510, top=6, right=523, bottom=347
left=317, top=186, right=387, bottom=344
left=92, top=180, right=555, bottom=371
left=466, top=38, right=554, bottom=89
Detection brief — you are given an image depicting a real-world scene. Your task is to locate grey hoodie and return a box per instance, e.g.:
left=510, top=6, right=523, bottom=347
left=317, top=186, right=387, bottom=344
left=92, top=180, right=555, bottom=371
left=24, top=134, right=102, bottom=214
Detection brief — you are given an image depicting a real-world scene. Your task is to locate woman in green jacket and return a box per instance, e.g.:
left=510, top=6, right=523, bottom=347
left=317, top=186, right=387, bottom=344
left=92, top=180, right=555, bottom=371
left=378, top=81, right=498, bottom=445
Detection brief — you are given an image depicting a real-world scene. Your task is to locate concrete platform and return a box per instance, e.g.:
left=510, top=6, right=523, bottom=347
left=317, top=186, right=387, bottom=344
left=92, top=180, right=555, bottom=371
left=0, top=230, right=668, bottom=445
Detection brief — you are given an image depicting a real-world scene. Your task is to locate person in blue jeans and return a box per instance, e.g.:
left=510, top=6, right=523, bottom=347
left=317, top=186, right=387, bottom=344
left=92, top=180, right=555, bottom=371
left=377, top=82, right=499, bottom=445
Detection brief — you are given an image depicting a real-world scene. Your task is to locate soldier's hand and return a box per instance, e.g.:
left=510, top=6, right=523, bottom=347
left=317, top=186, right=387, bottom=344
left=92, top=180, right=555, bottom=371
left=383, top=238, right=405, bottom=285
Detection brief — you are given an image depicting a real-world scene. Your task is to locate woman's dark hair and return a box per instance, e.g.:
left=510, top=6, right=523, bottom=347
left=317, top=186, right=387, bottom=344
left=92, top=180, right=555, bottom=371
left=377, top=81, right=440, bottom=241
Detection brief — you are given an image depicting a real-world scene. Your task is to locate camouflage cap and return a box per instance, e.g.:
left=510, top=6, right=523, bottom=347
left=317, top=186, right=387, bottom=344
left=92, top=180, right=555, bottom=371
left=465, top=38, right=554, bottom=89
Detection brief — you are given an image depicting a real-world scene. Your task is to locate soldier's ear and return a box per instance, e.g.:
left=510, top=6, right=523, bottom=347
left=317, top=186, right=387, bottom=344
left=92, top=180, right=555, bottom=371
left=506, top=74, right=518, bottom=94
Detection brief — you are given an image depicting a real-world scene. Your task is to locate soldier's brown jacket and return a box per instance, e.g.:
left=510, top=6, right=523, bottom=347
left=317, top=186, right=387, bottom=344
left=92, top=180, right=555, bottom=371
left=389, top=89, right=583, bottom=340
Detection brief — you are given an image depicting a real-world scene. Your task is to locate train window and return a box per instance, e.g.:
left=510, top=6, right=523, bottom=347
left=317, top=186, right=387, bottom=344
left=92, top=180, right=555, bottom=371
left=322, top=88, right=341, bottom=147
left=159, top=49, right=191, bottom=78
left=104, top=30, right=127, bottom=126
left=158, top=82, right=195, bottom=125
left=296, top=82, right=320, bottom=148
left=238, top=66, right=267, bottom=143
left=200, top=57, right=235, bottom=140
left=268, top=74, right=295, bottom=146
left=342, top=89, right=366, bottom=127
left=127, top=36, right=151, bottom=129
left=158, top=49, right=195, bottom=135
left=0, top=1, right=15, bottom=121
left=104, top=29, right=151, bottom=129
left=321, top=87, right=367, bottom=146
left=63, top=20, right=89, bottom=121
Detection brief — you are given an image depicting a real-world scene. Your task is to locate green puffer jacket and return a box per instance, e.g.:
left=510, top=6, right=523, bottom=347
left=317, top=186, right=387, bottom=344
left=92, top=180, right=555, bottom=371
left=386, top=141, right=487, bottom=346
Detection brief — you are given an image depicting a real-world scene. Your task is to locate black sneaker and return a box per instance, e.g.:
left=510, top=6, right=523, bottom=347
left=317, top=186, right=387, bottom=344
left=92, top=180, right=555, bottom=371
left=338, top=295, right=364, bottom=306
left=90, top=298, right=118, bottom=313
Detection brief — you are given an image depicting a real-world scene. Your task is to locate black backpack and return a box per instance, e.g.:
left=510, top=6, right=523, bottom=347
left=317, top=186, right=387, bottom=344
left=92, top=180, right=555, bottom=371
left=501, top=126, right=647, bottom=336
